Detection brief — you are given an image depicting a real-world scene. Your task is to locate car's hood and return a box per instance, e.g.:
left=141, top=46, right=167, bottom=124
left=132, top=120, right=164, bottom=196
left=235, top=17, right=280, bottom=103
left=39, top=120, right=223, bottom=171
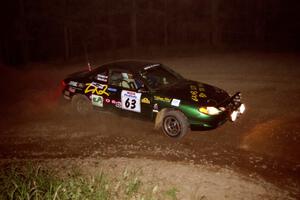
left=154, top=79, right=229, bottom=106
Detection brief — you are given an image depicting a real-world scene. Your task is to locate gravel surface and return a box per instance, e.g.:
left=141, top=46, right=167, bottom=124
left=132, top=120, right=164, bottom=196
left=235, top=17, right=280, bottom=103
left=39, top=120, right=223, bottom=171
left=0, top=52, right=299, bottom=199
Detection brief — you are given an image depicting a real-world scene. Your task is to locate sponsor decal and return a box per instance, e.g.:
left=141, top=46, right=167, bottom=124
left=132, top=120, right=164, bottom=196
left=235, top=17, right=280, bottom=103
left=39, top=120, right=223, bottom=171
left=190, top=84, right=207, bottom=102
left=104, top=98, right=122, bottom=108
left=190, top=85, right=197, bottom=90
left=121, top=90, right=141, bottom=112
left=199, top=87, right=205, bottom=92
left=84, top=82, right=109, bottom=96
left=91, top=94, right=103, bottom=107
left=144, top=64, right=160, bottom=70
left=124, top=91, right=136, bottom=96
left=115, top=101, right=122, bottom=108
left=190, top=85, right=198, bottom=102
left=105, top=98, right=121, bottom=105
left=77, top=83, right=84, bottom=88
left=141, top=97, right=150, bottom=104
left=171, top=99, right=181, bottom=107
left=97, top=74, right=108, bottom=78
left=96, top=74, right=108, bottom=82
left=108, top=87, right=117, bottom=92
left=153, top=103, right=159, bottom=113
left=68, top=81, right=78, bottom=87
left=154, top=96, right=171, bottom=103
left=199, top=92, right=207, bottom=98
left=98, top=74, right=108, bottom=78
left=104, top=98, right=120, bottom=105
left=97, top=78, right=107, bottom=82
left=190, top=90, right=198, bottom=102
left=68, top=81, right=84, bottom=88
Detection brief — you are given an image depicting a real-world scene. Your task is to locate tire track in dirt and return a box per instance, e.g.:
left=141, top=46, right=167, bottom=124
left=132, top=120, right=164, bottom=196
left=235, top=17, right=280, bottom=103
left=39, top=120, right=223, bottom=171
left=0, top=114, right=299, bottom=198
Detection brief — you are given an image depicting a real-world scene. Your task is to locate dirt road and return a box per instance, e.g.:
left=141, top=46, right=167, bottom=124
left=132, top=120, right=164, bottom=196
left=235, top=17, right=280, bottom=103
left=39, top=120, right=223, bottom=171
left=0, top=52, right=299, bottom=199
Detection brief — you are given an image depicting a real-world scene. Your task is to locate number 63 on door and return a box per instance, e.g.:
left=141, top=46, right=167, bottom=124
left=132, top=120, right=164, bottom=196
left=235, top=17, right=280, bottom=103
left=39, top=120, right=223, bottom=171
left=121, top=90, right=142, bottom=113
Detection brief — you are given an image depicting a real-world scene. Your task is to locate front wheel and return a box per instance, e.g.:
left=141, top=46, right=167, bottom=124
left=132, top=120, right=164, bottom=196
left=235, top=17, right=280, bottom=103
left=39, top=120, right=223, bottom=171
left=161, top=110, right=190, bottom=138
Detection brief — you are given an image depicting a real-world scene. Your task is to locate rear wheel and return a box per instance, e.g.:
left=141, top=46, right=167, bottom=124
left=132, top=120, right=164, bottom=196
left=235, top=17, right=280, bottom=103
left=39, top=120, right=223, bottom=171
left=71, top=94, right=92, bottom=115
left=159, top=110, right=190, bottom=138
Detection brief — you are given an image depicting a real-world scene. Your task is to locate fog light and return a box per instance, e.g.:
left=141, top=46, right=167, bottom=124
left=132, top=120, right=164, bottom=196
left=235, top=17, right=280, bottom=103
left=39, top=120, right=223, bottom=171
left=231, top=111, right=238, bottom=122
left=239, top=104, right=245, bottom=114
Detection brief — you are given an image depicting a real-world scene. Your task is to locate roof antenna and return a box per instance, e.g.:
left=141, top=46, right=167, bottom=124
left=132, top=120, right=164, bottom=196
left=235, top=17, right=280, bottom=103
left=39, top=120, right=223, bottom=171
left=83, top=40, right=92, bottom=71
left=88, top=62, right=91, bottom=71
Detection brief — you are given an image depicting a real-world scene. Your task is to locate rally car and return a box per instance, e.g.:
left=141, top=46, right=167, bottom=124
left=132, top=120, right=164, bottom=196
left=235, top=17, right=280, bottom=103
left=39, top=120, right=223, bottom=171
left=61, top=60, right=245, bottom=138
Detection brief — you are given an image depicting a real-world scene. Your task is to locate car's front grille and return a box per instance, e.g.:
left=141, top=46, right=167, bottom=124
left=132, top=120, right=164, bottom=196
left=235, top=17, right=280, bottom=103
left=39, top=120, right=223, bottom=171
left=218, top=92, right=242, bottom=112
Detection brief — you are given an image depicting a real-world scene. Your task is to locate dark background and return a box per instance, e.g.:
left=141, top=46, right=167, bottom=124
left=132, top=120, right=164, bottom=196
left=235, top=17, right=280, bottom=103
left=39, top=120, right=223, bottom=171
left=1, top=0, right=300, bottom=65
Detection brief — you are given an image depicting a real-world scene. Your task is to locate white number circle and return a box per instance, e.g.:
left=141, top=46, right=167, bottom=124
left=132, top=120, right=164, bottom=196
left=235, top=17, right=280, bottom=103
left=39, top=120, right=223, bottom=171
left=121, top=90, right=141, bottom=112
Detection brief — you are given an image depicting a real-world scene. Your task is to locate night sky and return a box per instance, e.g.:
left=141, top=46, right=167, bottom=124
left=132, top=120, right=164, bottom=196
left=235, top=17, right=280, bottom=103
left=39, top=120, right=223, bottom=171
left=1, top=0, right=300, bottom=65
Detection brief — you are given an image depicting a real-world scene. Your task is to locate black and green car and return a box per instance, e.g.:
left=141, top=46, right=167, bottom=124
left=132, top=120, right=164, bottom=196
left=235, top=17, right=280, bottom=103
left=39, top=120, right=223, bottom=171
left=62, top=60, right=245, bottom=138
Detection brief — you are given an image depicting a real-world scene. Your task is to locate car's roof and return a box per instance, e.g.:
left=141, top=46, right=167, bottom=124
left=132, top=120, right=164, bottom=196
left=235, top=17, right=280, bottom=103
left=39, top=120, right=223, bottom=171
left=102, top=60, right=161, bottom=72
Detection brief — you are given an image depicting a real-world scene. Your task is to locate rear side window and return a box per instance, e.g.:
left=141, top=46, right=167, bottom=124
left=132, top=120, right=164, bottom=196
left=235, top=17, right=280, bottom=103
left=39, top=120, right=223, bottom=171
left=109, top=70, right=138, bottom=90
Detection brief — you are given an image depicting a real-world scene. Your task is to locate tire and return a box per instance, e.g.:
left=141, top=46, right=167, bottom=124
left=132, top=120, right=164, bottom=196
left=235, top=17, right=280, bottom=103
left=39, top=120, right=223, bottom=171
left=71, top=94, right=92, bottom=115
left=160, top=109, right=190, bottom=138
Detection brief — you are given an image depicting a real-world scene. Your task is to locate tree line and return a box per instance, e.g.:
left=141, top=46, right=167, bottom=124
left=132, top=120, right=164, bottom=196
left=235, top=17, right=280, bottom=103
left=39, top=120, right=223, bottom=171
left=1, top=0, right=299, bottom=65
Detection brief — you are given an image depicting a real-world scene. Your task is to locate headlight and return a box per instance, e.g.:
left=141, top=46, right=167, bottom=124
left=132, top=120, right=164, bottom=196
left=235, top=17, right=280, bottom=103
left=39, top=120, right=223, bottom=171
left=199, top=107, right=221, bottom=115
left=230, top=111, right=238, bottom=121
left=239, top=103, right=245, bottom=114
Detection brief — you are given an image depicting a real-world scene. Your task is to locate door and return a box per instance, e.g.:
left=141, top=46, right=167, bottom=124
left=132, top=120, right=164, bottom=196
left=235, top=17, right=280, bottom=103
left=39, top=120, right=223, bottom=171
left=108, top=69, right=153, bottom=119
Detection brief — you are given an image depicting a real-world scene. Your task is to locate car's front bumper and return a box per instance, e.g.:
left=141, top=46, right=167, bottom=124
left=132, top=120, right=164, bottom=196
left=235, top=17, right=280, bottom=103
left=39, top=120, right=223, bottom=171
left=219, top=92, right=245, bottom=122
left=188, top=92, right=245, bottom=130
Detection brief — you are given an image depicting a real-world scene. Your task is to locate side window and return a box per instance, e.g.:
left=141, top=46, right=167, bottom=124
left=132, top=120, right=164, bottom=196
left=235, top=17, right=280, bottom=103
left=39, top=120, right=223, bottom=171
left=93, top=69, right=108, bottom=83
left=109, top=71, right=138, bottom=90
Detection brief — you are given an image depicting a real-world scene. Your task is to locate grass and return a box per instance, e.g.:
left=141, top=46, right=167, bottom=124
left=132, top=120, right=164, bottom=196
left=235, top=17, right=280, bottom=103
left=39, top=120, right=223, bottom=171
left=0, top=163, right=178, bottom=200
left=165, top=187, right=179, bottom=200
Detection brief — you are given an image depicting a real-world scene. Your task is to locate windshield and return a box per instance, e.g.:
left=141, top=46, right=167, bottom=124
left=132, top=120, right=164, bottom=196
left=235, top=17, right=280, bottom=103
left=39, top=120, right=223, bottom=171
left=140, top=65, right=184, bottom=90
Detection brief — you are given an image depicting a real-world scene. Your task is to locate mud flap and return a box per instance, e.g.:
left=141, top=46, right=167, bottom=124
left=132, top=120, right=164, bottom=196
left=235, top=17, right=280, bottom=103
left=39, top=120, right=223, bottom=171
left=154, top=109, right=167, bottom=130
